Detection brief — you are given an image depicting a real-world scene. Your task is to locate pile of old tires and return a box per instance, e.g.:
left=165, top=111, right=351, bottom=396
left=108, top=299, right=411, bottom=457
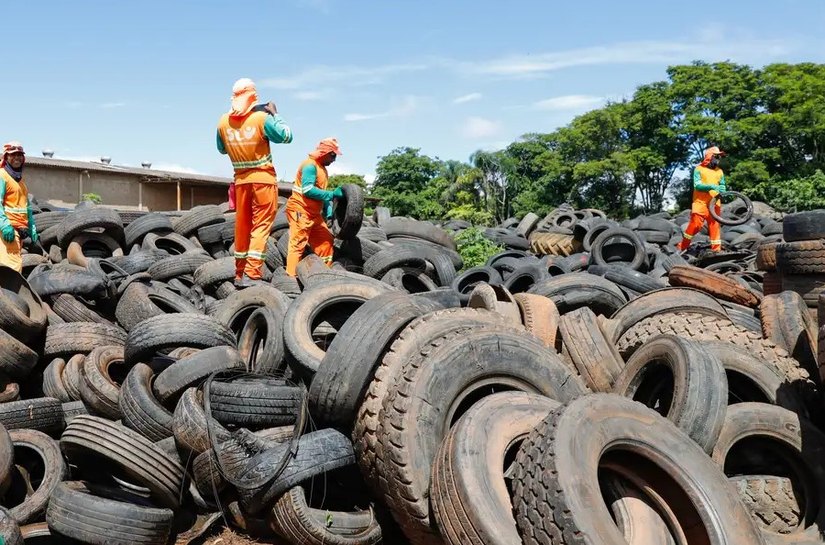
left=0, top=197, right=823, bottom=544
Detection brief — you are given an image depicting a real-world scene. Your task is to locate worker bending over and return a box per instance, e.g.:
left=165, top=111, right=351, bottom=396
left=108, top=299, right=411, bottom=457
left=285, top=138, right=343, bottom=276
left=676, top=146, right=727, bottom=253
left=0, top=142, right=37, bottom=273
left=217, top=78, right=293, bottom=288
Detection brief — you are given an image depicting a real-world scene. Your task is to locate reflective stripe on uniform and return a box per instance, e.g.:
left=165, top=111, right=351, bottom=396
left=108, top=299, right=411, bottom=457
left=320, top=255, right=333, bottom=263
left=682, top=232, right=694, bottom=240
left=247, top=251, right=265, bottom=260
left=4, top=207, right=27, bottom=214
left=231, top=155, right=273, bottom=169
left=234, top=251, right=248, bottom=258
left=709, top=240, right=722, bottom=245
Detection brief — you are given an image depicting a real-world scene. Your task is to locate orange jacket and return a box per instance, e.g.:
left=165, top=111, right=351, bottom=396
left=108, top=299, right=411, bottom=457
left=286, top=157, right=329, bottom=218
left=217, top=111, right=290, bottom=185
left=0, top=169, right=30, bottom=229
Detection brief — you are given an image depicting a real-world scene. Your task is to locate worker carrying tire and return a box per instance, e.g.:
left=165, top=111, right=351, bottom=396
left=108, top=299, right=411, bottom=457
left=0, top=141, right=37, bottom=273
left=676, top=146, right=727, bottom=253
left=285, top=138, right=343, bottom=276
left=217, top=78, right=293, bottom=288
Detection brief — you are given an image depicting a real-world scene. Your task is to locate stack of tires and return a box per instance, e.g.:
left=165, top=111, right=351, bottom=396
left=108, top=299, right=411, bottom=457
left=0, top=199, right=824, bottom=544
left=774, top=211, right=825, bottom=320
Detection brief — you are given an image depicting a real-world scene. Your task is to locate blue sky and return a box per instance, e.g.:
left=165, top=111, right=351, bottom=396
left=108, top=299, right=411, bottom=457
left=3, top=0, right=824, bottom=183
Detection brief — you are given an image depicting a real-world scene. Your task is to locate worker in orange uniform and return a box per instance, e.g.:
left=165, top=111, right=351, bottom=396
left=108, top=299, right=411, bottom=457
left=0, top=142, right=37, bottom=273
left=676, top=146, right=727, bottom=253
left=217, top=78, right=293, bottom=288
left=285, top=138, right=343, bottom=276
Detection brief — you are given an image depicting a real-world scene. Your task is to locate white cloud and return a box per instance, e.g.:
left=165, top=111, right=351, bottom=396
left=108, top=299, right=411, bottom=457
left=453, top=92, right=482, bottom=104
left=344, top=95, right=421, bottom=122
left=100, top=102, right=126, bottom=109
left=293, top=90, right=330, bottom=101
left=533, top=95, right=605, bottom=111
left=461, top=116, right=501, bottom=139
left=262, top=63, right=428, bottom=90
left=459, top=38, right=792, bottom=78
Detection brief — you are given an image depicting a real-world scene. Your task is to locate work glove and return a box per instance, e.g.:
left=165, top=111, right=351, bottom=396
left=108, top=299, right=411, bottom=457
left=323, top=200, right=334, bottom=220
left=332, top=187, right=344, bottom=199
left=30, top=224, right=38, bottom=244
left=1, top=224, right=14, bottom=243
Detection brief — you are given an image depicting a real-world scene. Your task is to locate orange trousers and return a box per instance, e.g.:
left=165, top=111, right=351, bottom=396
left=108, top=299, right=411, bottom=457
left=234, top=183, right=277, bottom=280
left=677, top=209, right=722, bottom=252
left=285, top=208, right=333, bottom=276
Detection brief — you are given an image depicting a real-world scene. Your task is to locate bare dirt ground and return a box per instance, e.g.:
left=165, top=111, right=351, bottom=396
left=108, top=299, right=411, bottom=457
left=190, top=525, right=287, bottom=545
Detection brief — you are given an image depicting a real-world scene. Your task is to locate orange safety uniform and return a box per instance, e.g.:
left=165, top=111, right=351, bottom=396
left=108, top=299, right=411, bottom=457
left=0, top=159, right=32, bottom=273
left=285, top=156, right=334, bottom=276
left=217, top=105, right=292, bottom=280
left=677, top=147, right=727, bottom=252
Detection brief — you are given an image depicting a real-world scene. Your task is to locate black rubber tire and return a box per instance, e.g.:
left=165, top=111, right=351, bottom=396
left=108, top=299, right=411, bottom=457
left=558, top=307, right=623, bottom=392
left=42, top=358, right=71, bottom=402
left=430, top=392, right=559, bottom=545
left=308, top=291, right=451, bottom=428
left=45, top=481, right=174, bottom=545
left=590, top=227, right=646, bottom=271
left=123, top=213, right=173, bottom=247
left=501, top=262, right=547, bottom=294
left=271, top=483, right=383, bottom=545
left=377, top=328, right=587, bottom=543
left=337, top=236, right=382, bottom=264
left=237, top=307, right=286, bottom=375
left=380, top=267, right=439, bottom=293
left=510, top=394, right=766, bottom=545
left=760, top=292, right=818, bottom=382
left=112, top=249, right=168, bottom=275
left=62, top=400, right=88, bottom=422
left=781, top=274, right=825, bottom=307
left=587, top=264, right=665, bottom=294
left=43, top=322, right=126, bottom=359
left=50, top=294, right=113, bottom=326
left=124, top=313, right=236, bottom=365
left=515, top=212, right=540, bottom=238
left=172, top=205, right=223, bottom=237
left=6, top=429, right=67, bottom=524
left=283, top=281, right=391, bottom=375
left=118, top=363, right=174, bottom=442
left=28, top=267, right=115, bottom=302
left=115, top=282, right=199, bottom=332
left=57, top=207, right=124, bottom=249
left=528, top=272, right=626, bottom=316
left=776, top=240, right=825, bottom=274
left=382, top=218, right=456, bottom=251
left=78, top=346, right=128, bottom=420
left=237, top=428, right=356, bottom=515
left=711, top=403, right=825, bottom=544
left=0, top=398, right=64, bottom=434
left=146, top=251, right=212, bottom=281
left=782, top=210, right=825, bottom=242
left=193, top=256, right=239, bottom=289
left=333, top=184, right=364, bottom=240
left=208, top=377, right=302, bottom=429
left=451, top=266, right=502, bottom=303
left=0, top=268, right=47, bottom=344
left=62, top=355, right=85, bottom=402
left=362, top=246, right=428, bottom=279
left=0, top=423, right=13, bottom=499
left=612, top=335, right=727, bottom=453
left=152, top=346, right=245, bottom=405
left=142, top=232, right=197, bottom=255
left=60, top=415, right=185, bottom=509
left=709, top=192, right=754, bottom=226
left=213, top=284, right=291, bottom=336
left=171, top=388, right=232, bottom=457
left=0, top=330, right=39, bottom=381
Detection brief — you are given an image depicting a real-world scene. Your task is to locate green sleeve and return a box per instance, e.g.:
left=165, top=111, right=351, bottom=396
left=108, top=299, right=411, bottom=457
left=0, top=180, right=9, bottom=230
left=298, top=163, right=333, bottom=202
left=27, top=201, right=35, bottom=232
left=264, top=114, right=294, bottom=144
left=216, top=130, right=227, bottom=154
left=693, top=168, right=721, bottom=191
left=719, top=174, right=727, bottom=192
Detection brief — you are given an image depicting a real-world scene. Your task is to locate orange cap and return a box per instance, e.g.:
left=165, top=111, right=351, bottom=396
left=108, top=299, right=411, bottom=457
left=230, top=78, right=258, bottom=117
left=2, top=141, right=24, bottom=156
left=701, top=146, right=726, bottom=166
left=309, top=137, right=342, bottom=159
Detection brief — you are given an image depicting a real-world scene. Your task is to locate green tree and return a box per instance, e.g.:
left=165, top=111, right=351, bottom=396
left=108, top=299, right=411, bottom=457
left=328, top=174, right=367, bottom=190
left=371, top=147, right=442, bottom=217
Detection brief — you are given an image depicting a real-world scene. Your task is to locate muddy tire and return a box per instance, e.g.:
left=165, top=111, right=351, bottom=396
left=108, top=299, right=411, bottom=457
left=208, top=378, right=302, bottom=429
left=510, top=394, right=766, bottom=545
left=783, top=210, right=825, bottom=242
left=119, top=363, right=174, bottom=442
left=43, top=322, right=126, bottom=359
left=152, top=346, right=244, bottom=405
left=669, top=264, right=762, bottom=308
left=0, top=330, right=38, bottom=381
left=237, top=307, right=286, bottom=375
left=57, top=207, right=124, bottom=248
left=528, top=272, right=626, bottom=316
left=0, top=268, right=47, bottom=344
left=0, top=398, right=64, bottom=434
left=42, top=358, right=71, bottom=402
left=430, top=392, right=559, bottom=545
left=559, top=307, right=624, bottom=392
left=124, top=313, right=235, bottom=365
left=760, top=292, right=818, bottom=381
left=78, top=346, right=128, bottom=419
left=6, top=429, right=67, bottom=524
left=333, top=184, right=364, bottom=240
left=729, top=476, right=803, bottom=536
left=513, top=293, right=560, bottom=349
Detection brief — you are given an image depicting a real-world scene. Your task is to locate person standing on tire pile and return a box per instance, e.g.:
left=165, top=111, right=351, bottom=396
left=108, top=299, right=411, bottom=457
left=676, top=146, right=727, bottom=253
left=0, top=141, right=37, bottom=273
left=285, top=138, right=343, bottom=276
left=217, top=78, right=293, bottom=288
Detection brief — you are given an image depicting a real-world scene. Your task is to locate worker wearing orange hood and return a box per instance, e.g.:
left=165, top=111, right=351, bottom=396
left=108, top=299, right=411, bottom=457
left=0, top=141, right=37, bottom=273
left=285, top=138, right=343, bottom=276
left=217, top=78, right=293, bottom=288
left=676, top=146, right=727, bottom=253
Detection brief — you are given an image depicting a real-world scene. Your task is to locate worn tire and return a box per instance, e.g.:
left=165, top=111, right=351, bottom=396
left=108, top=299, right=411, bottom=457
left=0, top=398, right=63, bottom=434
left=590, top=227, right=646, bottom=270
left=123, top=213, right=173, bottom=247
left=612, top=335, right=727, bottom=452
left=333, top=184, right=364, bottom=240
left=57, top=207, right=124, bottom=249
left=558, top=307, right=623, bottom=392
left=124, top=313, right=235, bottom=365
left=172, top=205, right=223, bottom=237
left=511, top=394, right=766, bottom=545
left=6, top=429, right=67, bottom=524
left=146, top=251, right=212, bottom=281
left=783, top=210, right=825, bottom=242
left=0, top=268, right=47, bottom=344
left=430, top=392, right=559, bottom=545
left=775, top=240, right=825, bottom=275
left=528, top=272, right=626, bottom=316
left=208, top=378, right=302, bottom=429
left=152, top=346, right=244, bottom=405
left=669, top=264, right=761, bottom=308
left=43, top=322, right=126, bottom=359
left=119, top=363, right=174, bottom=442
left=760, top=292, right=818, bottom=382
left=78, top=346, right=128, bottom=419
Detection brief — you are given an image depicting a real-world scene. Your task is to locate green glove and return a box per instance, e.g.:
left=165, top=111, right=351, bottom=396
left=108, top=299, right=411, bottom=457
left=332, top=187, right=344, bottom=199
left=1, top=224, right=14, bottom=243
left=30, top=224, right=38, bottom=244
left=323, top=200, right=334, bottom=219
